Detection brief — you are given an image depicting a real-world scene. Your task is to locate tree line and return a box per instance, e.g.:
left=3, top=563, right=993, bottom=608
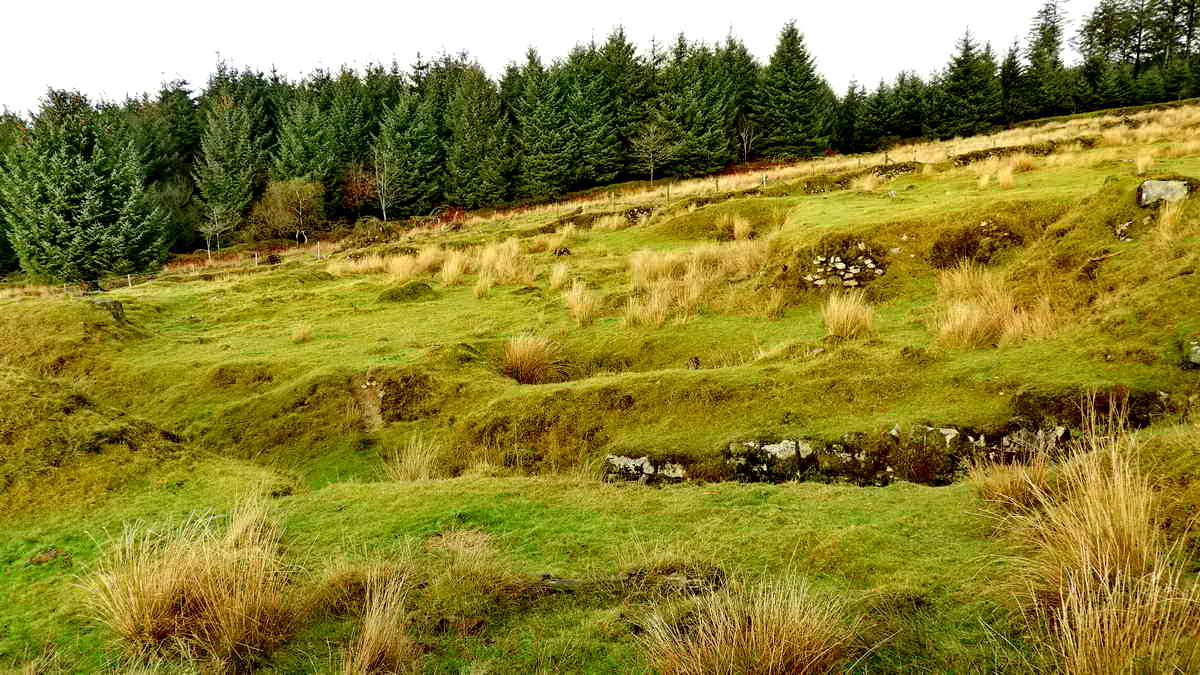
left=1, top=0, right=1199, bottom=282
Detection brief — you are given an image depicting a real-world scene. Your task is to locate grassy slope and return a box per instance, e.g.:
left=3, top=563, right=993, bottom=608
left=1, top=109, right=1198, bottom=671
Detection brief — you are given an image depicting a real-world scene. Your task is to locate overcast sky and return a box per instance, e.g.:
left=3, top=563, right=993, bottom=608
left=2, top=0, right=1100, bottom=116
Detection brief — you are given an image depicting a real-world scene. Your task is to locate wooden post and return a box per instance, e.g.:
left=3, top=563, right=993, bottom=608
left=317, top=241, right=321, bottom=260
left=127, top=274, right=132, bottom=288
left=255, top=252, right=259, bottom=266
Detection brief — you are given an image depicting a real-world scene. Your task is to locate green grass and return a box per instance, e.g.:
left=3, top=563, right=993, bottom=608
left=2, top=106, right=1199, bottom=671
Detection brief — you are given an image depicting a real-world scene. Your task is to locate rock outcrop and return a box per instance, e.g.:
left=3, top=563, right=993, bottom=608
left=1138, top=180, right=1189, bottom=207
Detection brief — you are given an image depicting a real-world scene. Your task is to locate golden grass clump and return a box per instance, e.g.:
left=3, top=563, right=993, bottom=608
left=438, top=249, right=470, bottom=286
left=548, top=262, right=569, bottom=290
left=342, top=579, right=422, bottom=675
left=624, top=282, right=679, bottom=328
left=564, top=280, right=601, bottom=327
left=996, top=163, right=1015, bottom=189
left=850, top=172, right=881, bottom=192
left=594, top=214, right=628, bottom=230
left=502, top=335, right=567, bottom=384
left=383, top=435, right=445, bottom=481
left=933, top=263, right=1058, bottom=347
left=1152, top=199, right=1186, bottom=252
left=327, top=254, right=388, bottom=276
left=83, top=501, right=298, bottom=668
left=822, top=290, right=873, bottom=339
left=291, top=324, right=313, bottom=344
left=478, top=237, right=532, bottom=286
left=1135, top=150, right=1156, bottom=175
left=638, top=577, right=860, bottom=675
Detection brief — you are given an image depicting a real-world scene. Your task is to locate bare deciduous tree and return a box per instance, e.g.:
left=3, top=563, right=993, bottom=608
left=736, top=116, right=759, bottom=163
left=630, top=121, right=677, bottom=186
left=198, top=204, right=236, bottom=262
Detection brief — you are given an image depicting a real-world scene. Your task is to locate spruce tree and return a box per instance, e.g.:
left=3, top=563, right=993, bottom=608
left=834, top=82, right=867, bottom=154
left=518, top=55, right=573, bottom=200
left=0, top=112, right=27, bottom=272
left=756, top=22, right=834, bottom=158
left=1026, top=0, right=1071, bottom=116
left=716, top=34, right=762, bottom=161
left=273, top=93, right=336, bottom=184
left=1000, top=42, right=1029, bottom=125
left=937, top=32, right=1001, bottom=138
left=445, top=67, right=508, bottom=208
left=0, top=91, right=167, bottom=284
left=597, top=28, right=655, bottom=175
left=194, top=93, right=264, bottom=248
left=372, top=95, right=444, bottom=216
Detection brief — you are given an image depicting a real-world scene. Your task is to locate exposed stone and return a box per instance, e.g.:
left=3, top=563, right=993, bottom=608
left=660, top=463, right=687, bottom=480
left=1138, top=180, right=1189, bottom=207
left=606, top=455, right=654, bottom=477
left=1183, top=338, right=1200, bottom=370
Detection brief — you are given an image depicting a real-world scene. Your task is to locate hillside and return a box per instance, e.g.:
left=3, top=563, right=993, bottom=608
left=1, top=103, right=1199, bottom=673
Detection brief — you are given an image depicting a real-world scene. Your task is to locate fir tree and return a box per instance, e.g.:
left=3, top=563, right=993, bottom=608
left=0, top=91, right=167, bottom=284
left=755, top=22, right=834, bottom=158
left=1000, top=42, right=1029, bottom=125
left=0, top=112, right=29, bottom=272
left=834, top=82, right=867, bottom=154
left=273, top=93, right=336, bottom=185
left=1026, top=1, right=1071, bottom=117
left=195, top=93, right=264, bottom=248
left=518, top=55, right=572, bottom=200
left=445, top=67, right=508, bottom=208
left=936, top=32, right=1001, bottom=138
left=373, top=95, right=444, bottom=216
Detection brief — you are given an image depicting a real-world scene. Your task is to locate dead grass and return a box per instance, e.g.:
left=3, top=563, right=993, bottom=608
left=933, top=262, right=1055, bottom=347
left=383, top=436, right=445, bottom=481
left=975, top=418, right=1200, bottom=673
left=996, top=164, right=1015, bottom=189
left=548, top=263, right=569, bottom=291
left=291, top=324, right=313, bottom=344
left=564, top=280, right=601, bottom=327
left=850, top=172, right=882, bottom=192
left=478, top=238, right=533, bottom=286
left=1135, top=150, right=1156, bottom=176
left=1152, top=199, right=1186, bottom=253
left=638, top=577, right=860, bottom=675
left=0, top=284, right=56, bottom=299
left=342, top=579, right=421, bottom=675
left=822, top=290, right=873, bottom=339
left=502, top=335, right=567, bottom=384
left=438, top=250, right=470, bottom=286
left=83, top=500, right=298, bottom=668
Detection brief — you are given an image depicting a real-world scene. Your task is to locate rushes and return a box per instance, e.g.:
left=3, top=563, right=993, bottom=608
left=972, top=422, right=1200, bottom=673
left=383, top=436, right=444, bottom=481
left=502, top=335, right=567, bottom=384
left=564, top=280, right=601, bottom=327
left=342, top=579, right=421, bottom=675
left=822, top=290, right=873, bottom=339
left=932, top=262, right=1055, bottom=347
left=548, top=263, right=569, bottom=290
left=638, top=577, right=859, bottom=675
left=83, top=500, right=297, bottom=669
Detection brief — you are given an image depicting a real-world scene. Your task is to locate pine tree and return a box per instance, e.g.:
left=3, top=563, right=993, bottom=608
left=597, top=28, right=655, bottom=175
left=273, top=93, right=336, bottom=184
left=655, top=37, right=734, bottom=177
left=0, top=90, right=167, bottom=284
left=518, top=55, right=572, bottom=200
left=756, top=22, right=834, bottom=158
left=716, top=34, right=762, bottom=161
left=0, top=112, right=28, bottom=272
left=937, top=32, right=1001, bottom=138
left=1000, top=42, right=1029, bottom=125
left=445, top=67, right=508, bottom=208
left=834, top=82, right=867, bottom=154
left=373, top=95, right=444, bottom=216
left=195, top=93, right=264, bottom=250
left=1027, top=1, right=1071, bottom=117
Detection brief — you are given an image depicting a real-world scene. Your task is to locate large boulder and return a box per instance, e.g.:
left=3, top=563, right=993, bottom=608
left=1138, top=180, right=1189, bottom=207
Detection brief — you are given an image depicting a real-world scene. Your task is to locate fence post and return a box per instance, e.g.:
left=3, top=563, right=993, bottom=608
left=317, top=241, right=321, bottom=260
left=127, top=274, right=132, bottom=288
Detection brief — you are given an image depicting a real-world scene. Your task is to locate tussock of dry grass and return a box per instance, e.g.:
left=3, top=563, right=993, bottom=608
left=83, top=501, right=298, bottom=668
left=973, top=419, right=1200, bottom=673
left=638, top=577, right=860, bottom=675
left=1152, top=199, right=1186, bottom=253
left=996, top=164, right=1015, bottom=189
left=850, top=172, right=882, bottom=192
left=822, top=290, right=873, bottom=339
left=438, top=250, right=470, bottom=286
left=342, top=579, right=421, bottom=675
left=564, top=280, right=601, bottom=327
left=1135, top=150, right=1156, bottom=176
left=933, top=262, right=1055, bottom=347
left=0, top=284, right=55, bottom=299
left=548, top=263, right=569, bottom=291
left=291, top=324, right=313, bottom=344
left=502, top=335, right=567, bottom=384
left=478, top=237, right=533, bottom=286
left=383, top=436, right=445, bottom=481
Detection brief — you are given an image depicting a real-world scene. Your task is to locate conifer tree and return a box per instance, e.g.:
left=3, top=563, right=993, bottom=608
left=1000, top=42, right=1029, bottom=125
left=445, top=67, right=508, bottom=208
left=937, top=32, right=1001, bottom=138
left=0, top=112, right=28, bottom=272
left=372, top=95, right=444, bottom=216
left=195, top=93, right=264, bottom=249
left=518, top=55, right=573, bottom=200
left=0, top=91, right=167, bottom=284
left=834, top=82, right=867, bottom=154
left=756, top=22, right=834, bottom=157
left=597, top=28, right=655, bottom=175
left=716, top=34, right=762, bottom=161
left=273, top=93, right=336, bottom=184
left=1027, top=1, right=1071, bottom=116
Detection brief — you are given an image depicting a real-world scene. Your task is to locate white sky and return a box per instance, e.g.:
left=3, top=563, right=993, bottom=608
left=2, top=0, right=1100, bottom=116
